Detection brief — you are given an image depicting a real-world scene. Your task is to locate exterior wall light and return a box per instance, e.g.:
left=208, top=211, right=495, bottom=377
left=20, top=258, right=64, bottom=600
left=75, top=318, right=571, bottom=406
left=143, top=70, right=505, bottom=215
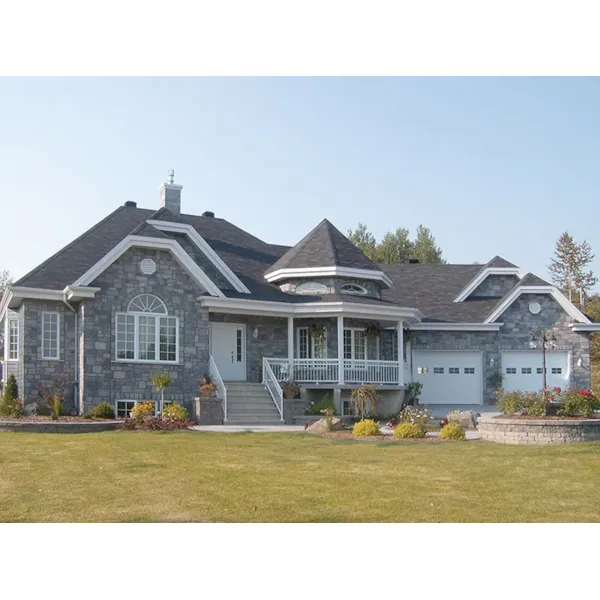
left=253, top=327, right=259, bottom=340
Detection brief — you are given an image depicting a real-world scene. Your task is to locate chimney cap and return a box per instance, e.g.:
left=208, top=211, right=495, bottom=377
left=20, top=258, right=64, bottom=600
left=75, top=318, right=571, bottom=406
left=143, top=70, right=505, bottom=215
left=408, top=258, right=420, bottom=264
left=167, top=169, right=175, bottom=184
left=124, top=201, right=137, bottom=208
left=202, top=211, right=215, bottom=218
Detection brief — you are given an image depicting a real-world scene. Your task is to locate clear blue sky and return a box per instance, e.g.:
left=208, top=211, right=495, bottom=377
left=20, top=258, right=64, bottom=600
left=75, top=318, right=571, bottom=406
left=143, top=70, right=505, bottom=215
left=1, top=77, right=599, bottom=290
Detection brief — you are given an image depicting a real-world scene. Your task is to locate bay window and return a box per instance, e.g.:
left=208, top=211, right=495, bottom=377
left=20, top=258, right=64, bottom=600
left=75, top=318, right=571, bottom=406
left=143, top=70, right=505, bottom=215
left=115, top=294, right=178, bottom=363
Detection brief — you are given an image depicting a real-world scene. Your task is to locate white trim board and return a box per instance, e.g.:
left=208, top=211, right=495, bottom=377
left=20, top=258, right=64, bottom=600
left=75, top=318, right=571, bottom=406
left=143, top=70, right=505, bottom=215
left=484, top=285, right=590, bottom=324
left=146, top=219, right=250, bottom=294
left=200, top=296, right=422, bottom=321
left=264, top=266, right=394, bottom=289
left=570, top=323, right=600, bottom=332
left=72, top=235, right=225, bottom=297
left=411, top=323, right=503, bottom=331
left=454, top=267, right=522, bottom=303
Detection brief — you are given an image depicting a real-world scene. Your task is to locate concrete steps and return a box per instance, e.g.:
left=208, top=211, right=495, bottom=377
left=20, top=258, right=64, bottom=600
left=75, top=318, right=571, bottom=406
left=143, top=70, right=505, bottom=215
left=224, top=381, right=283, bottom=425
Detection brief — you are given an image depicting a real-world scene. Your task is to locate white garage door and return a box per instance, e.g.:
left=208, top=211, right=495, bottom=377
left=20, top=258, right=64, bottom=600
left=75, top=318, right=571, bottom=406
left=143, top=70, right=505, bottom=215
left=412, top=351, right=483, bottom=405
left=501, top=351, right=570, bottom=392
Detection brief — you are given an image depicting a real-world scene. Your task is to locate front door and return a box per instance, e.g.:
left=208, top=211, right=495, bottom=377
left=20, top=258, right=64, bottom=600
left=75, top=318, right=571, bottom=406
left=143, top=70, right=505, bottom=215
left=210, top=323, right=246, bottom=381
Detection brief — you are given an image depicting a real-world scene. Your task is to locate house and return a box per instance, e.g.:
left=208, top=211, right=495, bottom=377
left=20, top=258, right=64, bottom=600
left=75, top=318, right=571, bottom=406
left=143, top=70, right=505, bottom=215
left=1, top=171, right=598, bottom=424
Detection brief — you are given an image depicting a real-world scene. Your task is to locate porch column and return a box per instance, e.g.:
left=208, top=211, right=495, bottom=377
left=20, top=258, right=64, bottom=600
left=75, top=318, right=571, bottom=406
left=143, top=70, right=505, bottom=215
left=287, top=316, right=294, bottom=366
left=337, top=316, right=345, bottom=384
left=397, top=320, right=404, bottom=387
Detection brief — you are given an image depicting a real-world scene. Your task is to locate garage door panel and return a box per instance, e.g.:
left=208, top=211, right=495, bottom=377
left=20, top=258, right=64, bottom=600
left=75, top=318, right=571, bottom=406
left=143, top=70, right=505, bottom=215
left=412, top=351, right=482, bottom=405
left=501, top=351, right=569, bottom=392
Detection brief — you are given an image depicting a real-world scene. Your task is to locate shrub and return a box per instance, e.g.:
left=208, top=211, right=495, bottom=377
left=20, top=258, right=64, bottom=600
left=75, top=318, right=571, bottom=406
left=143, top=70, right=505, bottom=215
left=350, top=385, right=380, bottom=420
left=522, top=391, right=548, bottom=417
left=306, top=393, right=335, bottom=415
left=90, top=402, right=115, bottom=419
left=394, top=422, right=426, bottom=439
left=151, top=371, right=172, bottom=413
left=496, top=389, right=525, bottom=415
left=118, top=416, right=192, bottom=431
left=37, top=374, right=68, bottom=420
left=439, top=422, right=466, bottom=441
left=352, top=419, right=381, bottom=437
left=398, top=405, right=432, bottom=429
left=0, top=375, right=24, bottom=417
left=404, top=381, right=423, bottom=405
left=321, top=406, right=335, bottom=432
left=130, top=401, right=155, bottom=421
left=163, top=402, right=188, bottom=421
left=281, top=379, right=300, bottom=398
left=559, top=389, right=600, bottom=417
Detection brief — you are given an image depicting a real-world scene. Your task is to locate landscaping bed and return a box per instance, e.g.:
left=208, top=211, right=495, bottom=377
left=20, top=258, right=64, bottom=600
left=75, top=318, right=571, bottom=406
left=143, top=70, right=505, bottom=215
left=312, top=429, right=444, bottom=442
left=0, top=415, right=117, bottom=423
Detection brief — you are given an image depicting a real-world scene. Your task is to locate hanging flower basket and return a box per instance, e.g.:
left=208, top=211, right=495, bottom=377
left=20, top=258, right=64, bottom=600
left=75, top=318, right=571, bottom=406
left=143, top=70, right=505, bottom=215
left=364, top=322, right=382, bottom=341
left=403, top=328, right=414, bottom=342
left=308, top=323, right=327, bottom=344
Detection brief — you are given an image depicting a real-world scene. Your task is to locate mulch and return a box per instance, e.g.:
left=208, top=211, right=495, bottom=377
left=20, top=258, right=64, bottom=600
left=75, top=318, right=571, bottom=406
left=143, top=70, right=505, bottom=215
left=0, top=416, right=117, bottom=423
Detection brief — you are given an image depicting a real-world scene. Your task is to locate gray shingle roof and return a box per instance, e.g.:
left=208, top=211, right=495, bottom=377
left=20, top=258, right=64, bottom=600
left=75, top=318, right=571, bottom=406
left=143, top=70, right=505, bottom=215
left=486, top=255, right=518, bottom=268
left=265, top=219, right=379, bottom=275
left=517, top=272, right=551, bottom=286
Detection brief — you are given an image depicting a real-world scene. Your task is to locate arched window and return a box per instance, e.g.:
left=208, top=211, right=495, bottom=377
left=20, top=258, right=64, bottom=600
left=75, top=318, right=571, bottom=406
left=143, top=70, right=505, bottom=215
left=116, top=294, right=178, bottom=362
left=295, top=281, right=329, bottom=295
left=340, top=283, right=368, bottom=295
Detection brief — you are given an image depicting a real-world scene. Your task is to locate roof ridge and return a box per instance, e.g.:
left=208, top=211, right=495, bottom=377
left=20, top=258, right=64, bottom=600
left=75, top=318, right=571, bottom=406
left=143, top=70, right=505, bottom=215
left=13, top=206, right=140, bottom=287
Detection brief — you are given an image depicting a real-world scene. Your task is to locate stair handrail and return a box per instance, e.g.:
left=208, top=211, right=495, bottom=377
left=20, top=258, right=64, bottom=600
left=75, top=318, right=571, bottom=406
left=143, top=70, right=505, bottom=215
left=209, top=355, right=228, bottom=421
left=263, top=358, right=284, bottom=421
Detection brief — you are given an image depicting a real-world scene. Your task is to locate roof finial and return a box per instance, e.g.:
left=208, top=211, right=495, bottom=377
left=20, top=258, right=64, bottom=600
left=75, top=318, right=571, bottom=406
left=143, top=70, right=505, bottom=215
left=167, top=169, right=175, bottom=185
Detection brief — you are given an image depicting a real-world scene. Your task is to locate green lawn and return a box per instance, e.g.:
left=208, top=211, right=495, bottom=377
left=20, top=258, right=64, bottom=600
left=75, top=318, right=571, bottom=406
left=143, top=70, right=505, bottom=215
left=1, top=431, right=599, bottom=522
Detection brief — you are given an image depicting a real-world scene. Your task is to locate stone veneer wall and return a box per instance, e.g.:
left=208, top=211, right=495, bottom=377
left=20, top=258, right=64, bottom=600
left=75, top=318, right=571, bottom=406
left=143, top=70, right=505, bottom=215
left=278, top=277, right=382, bottom=299
left=20, top=300, right=77, bottom=411
left=411, top=293, right=590, bottom=404
left=81, top=247, right=210, bottom=414
left=470, top=274, right=519, bottom=298
left=478, top=415, right=600, bottom=444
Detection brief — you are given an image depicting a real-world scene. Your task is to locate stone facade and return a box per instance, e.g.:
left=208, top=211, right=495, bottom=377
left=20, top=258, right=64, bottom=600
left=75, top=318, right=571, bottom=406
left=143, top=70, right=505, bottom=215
left=478, top=415, right=600, bottom=444
left=278, top=277, right=382, bottom=299
left=412, top=293, right=591, bottom=404
left=470, top=274, right=519, bottom=298
left=80, top=247, right=210, bottom=415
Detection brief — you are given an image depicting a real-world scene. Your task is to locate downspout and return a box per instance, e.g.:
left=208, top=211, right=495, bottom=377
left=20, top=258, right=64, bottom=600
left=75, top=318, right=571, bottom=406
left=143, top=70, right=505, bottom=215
left=62, top=295, right=79, bottom=415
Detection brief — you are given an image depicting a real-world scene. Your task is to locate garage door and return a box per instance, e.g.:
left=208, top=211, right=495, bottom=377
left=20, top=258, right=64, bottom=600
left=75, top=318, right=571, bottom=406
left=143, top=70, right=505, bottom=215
left=501, top=351, right=570, bottom=392
left=412, top=351, right=483, bottom=405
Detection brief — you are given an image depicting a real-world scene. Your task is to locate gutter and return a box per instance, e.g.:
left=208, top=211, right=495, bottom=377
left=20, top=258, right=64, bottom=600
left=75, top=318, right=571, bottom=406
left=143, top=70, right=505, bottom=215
left=62, top=294, right=79, bottom=415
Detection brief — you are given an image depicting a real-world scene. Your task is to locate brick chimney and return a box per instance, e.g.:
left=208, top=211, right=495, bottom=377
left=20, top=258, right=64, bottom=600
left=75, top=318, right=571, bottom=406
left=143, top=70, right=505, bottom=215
left=159, top=169, right=183, bottom=215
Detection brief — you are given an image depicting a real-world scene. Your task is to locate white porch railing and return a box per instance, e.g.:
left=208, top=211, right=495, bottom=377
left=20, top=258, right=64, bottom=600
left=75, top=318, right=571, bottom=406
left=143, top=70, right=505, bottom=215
left=264, top=358, right=401, bottom=385
left=344, top=360, right=399, bottom=385
left=209, top=355, right=228, bottom=421
left=262, top=359, right=284, bottom=421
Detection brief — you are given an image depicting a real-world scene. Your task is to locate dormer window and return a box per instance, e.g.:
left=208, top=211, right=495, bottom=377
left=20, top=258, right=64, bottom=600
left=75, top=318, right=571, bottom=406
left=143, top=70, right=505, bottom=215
left=295, top=281, right=329, bottom=295
left=340, top=283, right=367, bottom=295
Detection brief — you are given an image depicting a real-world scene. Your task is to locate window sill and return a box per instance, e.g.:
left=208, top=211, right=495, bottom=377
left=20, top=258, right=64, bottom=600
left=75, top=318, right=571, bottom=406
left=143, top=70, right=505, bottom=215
left=41, top=357, right=61, bottom=362
left=113, top=360, right=181, bottom=366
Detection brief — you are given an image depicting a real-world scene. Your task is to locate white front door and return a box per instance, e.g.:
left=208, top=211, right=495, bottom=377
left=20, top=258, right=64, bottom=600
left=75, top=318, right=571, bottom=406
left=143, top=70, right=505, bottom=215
left=501, top=351, right=570, bottom=392
left=210, top=323, right=246, bottom=381
left=412, top=351, right=483, bottom=405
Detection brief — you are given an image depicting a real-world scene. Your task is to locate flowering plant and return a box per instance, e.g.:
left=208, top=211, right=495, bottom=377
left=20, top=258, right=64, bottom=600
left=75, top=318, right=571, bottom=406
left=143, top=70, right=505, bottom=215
left=398, top=406, right=432, bottom=428
left=559, top=388, right=599, bottom=417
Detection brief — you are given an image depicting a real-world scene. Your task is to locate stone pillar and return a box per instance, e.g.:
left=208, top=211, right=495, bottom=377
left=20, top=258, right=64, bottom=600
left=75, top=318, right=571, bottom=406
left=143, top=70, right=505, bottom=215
left=397, top=321, right=404, bottom=387
left=194, top=397, right=224, bottom=425
left=337, top=316, right=345, bottom=384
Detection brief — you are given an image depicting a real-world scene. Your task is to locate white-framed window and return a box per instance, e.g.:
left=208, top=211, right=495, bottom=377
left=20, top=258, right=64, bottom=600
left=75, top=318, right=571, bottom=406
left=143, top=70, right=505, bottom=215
left=417, top=366, right=429, bottom=375
left=449, top=367, right=460, bottom=374
left=8, top=318, right=19, bottom=361
left=521, top=367, right=532, bottom=374
left=295, top=281, right=329, bottom=295
left=464, top=367, right=475, bottom=374
left=343, top=328, right=368, bottom=360
left=115, top=399, right=174, bottom=418
left=433, top=367, right=444, bottom=374
left=340, top=283, right=368, bottom=295
left=115, top=294, right=178, bottom=363
left=42, top=312, right=60, bottom=360
left=551, top=367, right=562, bottom=374
left=536, top=367, right=547, bottom=374
left=296, top=327, right=328, bottom=359
left=506, top=367, right=517, bottom=374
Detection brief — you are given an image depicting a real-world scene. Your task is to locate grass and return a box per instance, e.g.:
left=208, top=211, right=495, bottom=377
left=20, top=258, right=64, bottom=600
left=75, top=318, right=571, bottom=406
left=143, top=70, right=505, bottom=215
left=1, top=431, right=600, bottom=522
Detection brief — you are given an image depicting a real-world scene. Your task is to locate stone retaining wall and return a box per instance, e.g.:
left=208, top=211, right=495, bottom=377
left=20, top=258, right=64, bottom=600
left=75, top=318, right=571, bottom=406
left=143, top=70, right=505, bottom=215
left=0, top=421, right=122, bottom=434
left=478, top=414, right=600, bottom=445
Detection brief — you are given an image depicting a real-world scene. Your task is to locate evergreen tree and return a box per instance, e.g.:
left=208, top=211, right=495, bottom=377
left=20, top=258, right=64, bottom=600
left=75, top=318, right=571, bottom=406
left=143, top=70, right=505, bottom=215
left=347, top=223, right=378, bottom=261
left=411, top=225, right=445, bottom=264
left=549, top=232, right=597, bottom=306
left=0, top=374, right=21, bottom=417
left=377, top=228, right=413, bottom=265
